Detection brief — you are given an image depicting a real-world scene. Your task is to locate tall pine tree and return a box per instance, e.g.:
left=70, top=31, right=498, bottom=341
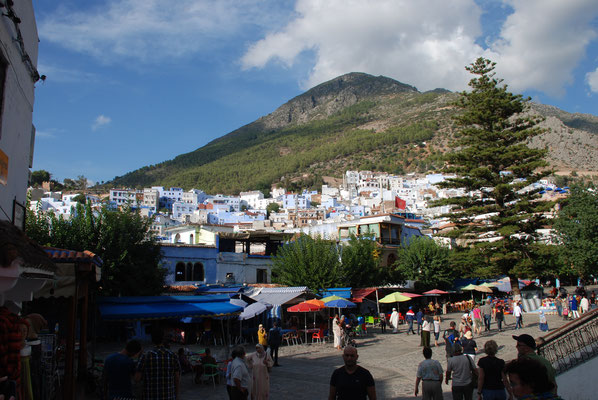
left=435, top=58, right=551, bottom=295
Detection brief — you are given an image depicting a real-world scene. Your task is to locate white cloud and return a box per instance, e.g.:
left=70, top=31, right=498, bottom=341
left=242, top=0, right=485, bottom=91
left=587, top=68, right=598, bottom=93
left=92, top=115, right=112, bottom=131
left=35, top=129, right=56, bottom=139
left=490, top=0, right=598, bottom=97
left=241, top=0, right=598, bottom=95
left=38, top=0, right=290, bottom=63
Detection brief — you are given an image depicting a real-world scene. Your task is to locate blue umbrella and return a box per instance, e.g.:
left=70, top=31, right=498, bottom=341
left=324, top=299, right=356, bottom=308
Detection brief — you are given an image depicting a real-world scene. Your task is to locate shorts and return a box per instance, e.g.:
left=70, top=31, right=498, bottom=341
left=474, top=318, right=482, bottom=328
left=434, top=332, right=440, bottom=340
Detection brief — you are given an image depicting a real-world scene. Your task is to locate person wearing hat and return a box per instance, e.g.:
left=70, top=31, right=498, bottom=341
left=513, top=334, right=557, bottom=394
left=389, top=308, right=400, bottom=334
left=461, top=331, right=477, bottom=362
left=257, top=324, right=268, bottom=352
left=406, top=307, right=416, bottom=335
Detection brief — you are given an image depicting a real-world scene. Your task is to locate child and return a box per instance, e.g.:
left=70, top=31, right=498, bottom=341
left=433, top=315, right=441, bottom=347
left=539, top=311, right=549, bottom=332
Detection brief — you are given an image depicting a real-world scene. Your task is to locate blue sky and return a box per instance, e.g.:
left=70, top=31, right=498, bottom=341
left=31, top=0, right=598, bottom=185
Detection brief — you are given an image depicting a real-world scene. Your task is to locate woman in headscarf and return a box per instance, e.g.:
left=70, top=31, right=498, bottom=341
left=332, top=314, right=342, bottom=350
left=389, top=308, right=400, bottom=333
left=257, top=324, right=268, bottom=352
left=247, top=344, right=274, bottom=400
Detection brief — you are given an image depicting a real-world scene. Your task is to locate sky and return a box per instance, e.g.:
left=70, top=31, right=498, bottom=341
left=31, top=0, right=598, bottom=185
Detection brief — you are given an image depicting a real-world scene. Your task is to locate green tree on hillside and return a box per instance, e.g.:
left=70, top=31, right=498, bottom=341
left=434, top=58, right=551, bottom=294
left=26, top=203, right=166, bottom=296
left=554, top=184, right=598, bottom=278
left=30, top=170, right=51, bottom=187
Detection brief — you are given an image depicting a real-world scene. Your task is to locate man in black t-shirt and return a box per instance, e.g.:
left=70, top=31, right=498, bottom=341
left=329, top=346, right=376, bottom=400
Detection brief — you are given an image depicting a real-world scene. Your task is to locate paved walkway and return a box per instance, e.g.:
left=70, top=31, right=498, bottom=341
left=179, top=311, right=569, bottom=399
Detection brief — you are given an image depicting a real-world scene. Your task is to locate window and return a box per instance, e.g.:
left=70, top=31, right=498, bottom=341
left=256, top=269, right=267, bottom=284
left=193, top=262, right=204, bottom=281
left=175, top=262, right=185, bottom=281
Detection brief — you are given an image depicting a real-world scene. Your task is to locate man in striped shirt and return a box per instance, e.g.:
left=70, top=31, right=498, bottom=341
left=136, top=326, right=181, bottom=400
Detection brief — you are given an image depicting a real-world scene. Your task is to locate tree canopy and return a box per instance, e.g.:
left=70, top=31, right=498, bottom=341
left=554, top=184, right=598, bottom=278
left=30, top=170, right=51, bottom=187
left=271, top=234, right=386, bottom=291
left=26, top=203, right=166, bottom=296
left=391, top=237, right=454, bottom=290
left=434, top=58, right=551, bottom=292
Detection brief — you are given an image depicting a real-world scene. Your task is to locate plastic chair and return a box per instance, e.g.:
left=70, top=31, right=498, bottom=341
left=282, top=332, right=293, bottom=346
left=200, top=364, right=219, bottom=387
left=365, top=316, right=375, bottom=325
left=312, top=330, right=324, bottom=344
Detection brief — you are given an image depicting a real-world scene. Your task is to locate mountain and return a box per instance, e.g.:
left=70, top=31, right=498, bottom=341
left=110, top=73, right=598, bottom=193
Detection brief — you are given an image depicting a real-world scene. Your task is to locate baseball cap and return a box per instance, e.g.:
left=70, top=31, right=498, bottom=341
left=513, top=334, right=536, bottom=349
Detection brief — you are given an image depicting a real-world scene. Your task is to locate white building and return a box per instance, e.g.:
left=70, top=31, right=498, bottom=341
left=240, top=190, right=264, bottom=210
left=110, top=189, right=138, bottom=206
left=0, top=0, right=41, bottom=227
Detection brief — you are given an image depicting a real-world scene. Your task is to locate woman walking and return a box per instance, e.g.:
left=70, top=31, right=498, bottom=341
left=247, top=344, right=274, bottom=400
left=421, top=315, right=432, bottom=347
left=476, top=340, right=512, bottom=400
left=333, top=314, right=342, bottom=350
left=433, top=315, right=441, bottom=347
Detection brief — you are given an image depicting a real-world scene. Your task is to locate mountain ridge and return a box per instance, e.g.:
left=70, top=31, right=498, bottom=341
left=110, top=72, right=598, bottom=193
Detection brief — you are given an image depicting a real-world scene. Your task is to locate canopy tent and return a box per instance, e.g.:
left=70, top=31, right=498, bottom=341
left=319, top=287, right=352, bottom=299
left=351, top=288, right=377, bottom=303
left=492, top=277, right=531, bottom=292
left=98, top=294, right=243, bottom=321
left=249, top=286, right=313, bottom=322
left=196, top=285, right=244, bottom=295
left=230, top=298, right=248, bottom=308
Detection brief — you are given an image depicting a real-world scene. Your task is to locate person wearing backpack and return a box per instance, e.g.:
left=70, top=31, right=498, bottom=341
left=443, top=321, right=460, bottom=359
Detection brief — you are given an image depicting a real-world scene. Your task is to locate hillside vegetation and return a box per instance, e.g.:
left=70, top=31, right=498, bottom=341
left=110, top=73, right=598, bottom=193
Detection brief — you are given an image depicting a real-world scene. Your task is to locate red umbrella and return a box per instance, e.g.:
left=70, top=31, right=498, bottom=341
left=401, top=292, right=423, bottom=298
left=423, top=289, right=449, bottom=295
left=287, top=301, right=323, bottom=342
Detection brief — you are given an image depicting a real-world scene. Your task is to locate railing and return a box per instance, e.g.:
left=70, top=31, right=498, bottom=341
left=537, top=307, right=598, bottom=374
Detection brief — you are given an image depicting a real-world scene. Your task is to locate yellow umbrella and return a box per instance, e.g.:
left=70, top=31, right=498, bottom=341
left=379, top=292, right=411, bottom=303
left=321, top=295, right=345, bottom=303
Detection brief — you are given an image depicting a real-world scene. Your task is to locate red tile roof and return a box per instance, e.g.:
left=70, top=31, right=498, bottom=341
left=44, top=247, right=103, bottom=266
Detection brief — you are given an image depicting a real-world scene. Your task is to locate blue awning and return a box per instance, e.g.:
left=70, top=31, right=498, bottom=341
left=195, top=286, right=244, bottom=294
left=98, top=295, right=243, bottom=321
left=319, top=287, right=352, bottom=299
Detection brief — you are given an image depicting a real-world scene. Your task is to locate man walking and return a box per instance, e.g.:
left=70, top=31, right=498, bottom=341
left=268, top=321, right=282, bottom=366
left=481, top=299, right=493, bottom=332
left=513, top=301, right=523, bottom=329
left=415, top=347, right=444, bottom=399
left=406, top=307, right=416, bottom=335
left=136, top=326, right=181, bottom=400
left=103, top=340, right=142, bottom=400
left=445, top=343, right=474, bottom=400
left=329, top=346, right=376, bottom=400
left=513, top=334, right=557, bottom=395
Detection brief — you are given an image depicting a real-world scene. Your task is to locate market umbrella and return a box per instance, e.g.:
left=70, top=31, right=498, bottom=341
left=288, top=301, right=324, bottom=343
left=423, top=289, right=449, bottom=296
left=461, top=284, right=478, bottom=291
left=474, top=285, right=493, bottom=293
left=379, top=292, right=412, bottom=303
left=321, top=295, right=345, bottom=303
left=401, top=292, right=423, bottom=298
left=480, top=282, right=496, bottom=288
left=306, top=299, right=325, bottom=307
left=238, top=301, right=272, bottom=344
left=324, top=299, right=356, bottom=308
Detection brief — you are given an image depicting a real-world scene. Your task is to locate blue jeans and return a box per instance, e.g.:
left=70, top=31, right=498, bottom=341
left=407, top=320, right=415, bottom=334
left=496, top=318, right=503, bottom=331
left=417, top=322, right=422, bottom=335
left=484, top=315, right=491, bottom=331
left=482, top=389, right=506, bottom=400
left=515, top=316, right=522, bottom=329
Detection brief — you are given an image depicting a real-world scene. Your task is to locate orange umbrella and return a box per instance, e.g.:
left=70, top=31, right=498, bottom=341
left=306, top=299, right=325, bottom=307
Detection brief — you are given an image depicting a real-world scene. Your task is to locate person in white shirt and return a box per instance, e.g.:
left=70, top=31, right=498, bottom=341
left=580, top=296, right=590, bottom=314
left=513, top=302, right=523, bottom=330
left=389, top=308, right=400, bottom=333
left=230, top=345, right=251, bottom=399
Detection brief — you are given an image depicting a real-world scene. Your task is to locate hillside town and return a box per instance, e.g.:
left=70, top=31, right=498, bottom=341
left=2, top=2, right=598, bottom=400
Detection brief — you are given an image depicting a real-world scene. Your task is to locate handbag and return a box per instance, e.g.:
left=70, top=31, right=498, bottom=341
left=466, top=356, right=479, bottom=389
